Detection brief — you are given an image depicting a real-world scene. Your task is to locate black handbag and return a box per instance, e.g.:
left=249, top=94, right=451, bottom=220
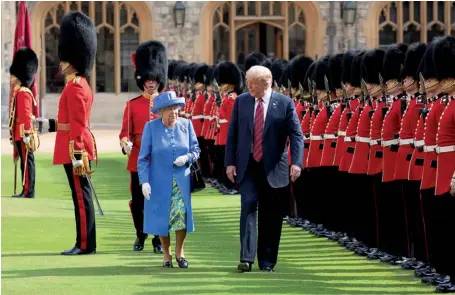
left=190, top=160, right=205, bottom=193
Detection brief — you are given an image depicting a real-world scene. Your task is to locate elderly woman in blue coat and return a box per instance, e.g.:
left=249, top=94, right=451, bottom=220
left=138, top=91, right=200, bottom=268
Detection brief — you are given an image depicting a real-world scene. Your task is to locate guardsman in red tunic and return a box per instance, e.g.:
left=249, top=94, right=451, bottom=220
left=394, top=43, right=429, bottom=269
left=36, top=12, right=97, bottom=255
left=349, top=49, right=386, bottom=253
left=214, top=61, right=243, bottom=195
left=378, top=44, right=411, bottom=263
left=430, top=36, right=455, bottom=293
left=118, top=41, right=166, bottom=253
left=201, top=66, right=216, bottom=180
left=8, top=47, right=38, bottom=199
left=306, top=56, right=333, bottom=234
left=286, top=56, right=313, bottom=223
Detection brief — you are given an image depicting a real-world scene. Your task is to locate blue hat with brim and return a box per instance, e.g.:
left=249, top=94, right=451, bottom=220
left=152, top=91, right=185, bottom=114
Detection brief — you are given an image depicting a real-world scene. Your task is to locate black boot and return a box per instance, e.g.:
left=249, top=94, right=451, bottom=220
left=152, top=235, right=163, bottom=254
left=133, top=234, right=148, bottom=251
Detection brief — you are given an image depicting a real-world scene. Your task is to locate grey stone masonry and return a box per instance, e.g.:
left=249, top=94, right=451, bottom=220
left=1, top=1, right=16, bottom=126
left=149, top=1, right=207, bottom=62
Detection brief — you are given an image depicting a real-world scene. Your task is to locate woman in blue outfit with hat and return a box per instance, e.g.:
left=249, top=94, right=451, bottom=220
left=138, top=90, right=200, bottom=268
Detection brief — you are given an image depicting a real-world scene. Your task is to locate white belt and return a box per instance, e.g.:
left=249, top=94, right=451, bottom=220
left=219, top=119, right=228, bottom=124
left=382, top=139, right=399, bottom=147
left=338, top=131, right=346, bottom=136
left=399, top=138, right=414, bottom=145
left=344, top=136, right=355, bottom=142
left=423, top=145, right=437, bottom=152
left=435, top=145, right=455, bottom=154
left=370, top=139, right=381, bottom=146
left=414, top=140, right=424, bottom=147
left=310, top=135, right=324, bottom=141
left=192, top=115, right=204, bottom=119
left=356, top=136, right=370, bottom=143
left=324, top=134, right=337, bottom=139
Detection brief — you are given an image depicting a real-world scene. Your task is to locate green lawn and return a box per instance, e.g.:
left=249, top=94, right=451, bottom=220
left=1, top=153, right=433, bottom=294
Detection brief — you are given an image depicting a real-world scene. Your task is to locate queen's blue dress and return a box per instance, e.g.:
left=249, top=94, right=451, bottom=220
left=138, top=117, right=200, bottom=236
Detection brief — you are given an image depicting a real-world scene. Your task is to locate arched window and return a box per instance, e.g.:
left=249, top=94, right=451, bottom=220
left=378, top=1, right=455, bottom=47
left=42, top=1, right=142, bottom=95
left=210, top=1, right=315, bottom=68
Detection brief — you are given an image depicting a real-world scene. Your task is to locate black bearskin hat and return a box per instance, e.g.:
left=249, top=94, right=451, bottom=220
left=174, top=61, right=186, bottom=82
left=133, top=40, right=168, bottom=92
left=214, top=61, right=243, bottom=89
left=303, top=62, right=316, bottom=92
left=420, top=38, right=442, bottom=80
left=245, top=52, right=267, bottom=72
left=433, top=36, right=455, bottom=81
left=271, top=59, right=288, bottom=86
left=279, top=62, right=292, bottom=88
left=361, top=49, right=385, bottom=85
left=383, top=43, right=408, bottom=82
left=204, top=66, right=214, bottom=86
left=58, top=11, right=96, bottom=76
left=168, top=60, right=177, bottom=80
left=9, top=47, right=38, bottom=88
left=290, top=55, right=314, bottom=88
left=328, top=53, right=344, bottom=90
left=193, top=63, right=209, bottom=84
left=312, top=56, right=331, bottom=91
left=261, top=58, right=273, bottom=70
left=402, top=43, right=427, bottom=81
left=350, top=51, right=365, bottom=88
left=341, top=49, right=360, bottom=85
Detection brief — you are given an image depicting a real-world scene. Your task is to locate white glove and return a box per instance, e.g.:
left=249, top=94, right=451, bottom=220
left=35, top=117, right=49, bottom=130
left=124, top=141, right=133, bottom=154
left=173, top=155, right=189, bottom=167
left=23, top=135, right=30, bottom=145
left=142, top=183, right=151, bottom=200
left=72, top=159, right=83, bottom=168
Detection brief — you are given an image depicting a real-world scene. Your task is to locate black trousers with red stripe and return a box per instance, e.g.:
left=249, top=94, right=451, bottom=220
left=14, top=141, right=35, bottom=197
left=64, top=164, right=96, bottom=251
left=130, top=172, right=146, bottom=239
left=198, top=137, right=212, bottom=178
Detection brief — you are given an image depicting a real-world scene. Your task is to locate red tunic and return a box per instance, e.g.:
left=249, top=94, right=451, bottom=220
left=395, top=97, right=423, bottom=180
left=217, top=92, right=236, bottom=146
left=381, top=97, right=403, bottom=182
left=435, top=98, right=455, bottom=195
left=367, top=99, right=386, bottom=175
left=349, top=103, right=373, bottom=174
left=119, top=93, right=158, bottom=172
left=191, top=92, right=205, bottom=137
left=306, top=106, right=328, bottom=168
left=421, top=97, right=447, bottom=190
left=295, top=100, right=304, bottom=122
left=12, top=87, right=34, bottom=141
left=321, top=103, right=343, bottom=167
left=201, top=95, right=215, bottom=138
left=408, top=112, right=427, bottom=181
left=334, top=99, right=359, bottom=166
left=339, top=103, right=361, bottom=172
left=300, top=107, right=312, bottom=168
left=53, top=76, right=95, bottom=165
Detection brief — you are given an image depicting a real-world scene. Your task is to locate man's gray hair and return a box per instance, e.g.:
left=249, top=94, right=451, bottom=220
left=246, top=65, right=272, bottom=87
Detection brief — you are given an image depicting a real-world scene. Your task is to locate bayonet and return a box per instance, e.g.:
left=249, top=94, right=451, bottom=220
left=324, top=75, right=333, bottom=118
left=341, top=82, right=348, bottom=101
left=288, top=79, right=292, bottom=99
left=379, top=73, right=386, bottom=101
left=299, top=82, right=304, bottom=102
left=419, top=72, right=427, bottom=106
left=274, top=81, right=279, bottom=91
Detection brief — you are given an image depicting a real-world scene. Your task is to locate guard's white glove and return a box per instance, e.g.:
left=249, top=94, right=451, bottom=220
left=142, top=183, right=151, bottom=200
left=35, top=117, right=49, bottom=131
left=173, top=155, right=189, bottom=167
left=23, top=135, right=30, bottom=145
left=72, top=159, right=83, bottom=168
left=124, top=141, right=133, bottom=154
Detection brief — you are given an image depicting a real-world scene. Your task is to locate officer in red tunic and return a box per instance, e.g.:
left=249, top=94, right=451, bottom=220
left=378, top=44, right=411, bottom=263
left=8, top=47, right=38, bottom=199
left=36, top=12, right=97, bottom=255
left=118, top=41, right=166, bottom=253
left=215, top=61, right=243, bottom=195
left=349, top=49, right=386, bottom=253
left=394, top=42, right=429, bottom=269
left=201, top=66, right=216, bottom=180
left=430, top=36, right=455, bottom=293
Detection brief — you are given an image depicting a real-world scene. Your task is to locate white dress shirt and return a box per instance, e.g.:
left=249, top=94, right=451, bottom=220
left=253, top=88, right=272, bottom=121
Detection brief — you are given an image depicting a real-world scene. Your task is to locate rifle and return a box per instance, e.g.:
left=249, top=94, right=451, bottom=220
left=288, top=79, right=293, bottom=99
left=203, top=75, right=209, bottom=101
left=213, top=79, right=222, bottom=107
left=324, top=75, right=333, bottom=118
left=379, top=73, right=386, bottom=102
left=273, top=81, right=279, bottom=92
left=419, top=72, right=430, bottom=119
left=299, top=82, right=305, bottom=103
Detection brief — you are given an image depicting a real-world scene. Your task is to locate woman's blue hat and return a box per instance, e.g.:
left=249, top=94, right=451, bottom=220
left=152, top=91, right=185, bottom=114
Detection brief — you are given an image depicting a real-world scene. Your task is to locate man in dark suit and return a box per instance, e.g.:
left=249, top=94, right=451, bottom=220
left=225, top=65, right=304, bottom=272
